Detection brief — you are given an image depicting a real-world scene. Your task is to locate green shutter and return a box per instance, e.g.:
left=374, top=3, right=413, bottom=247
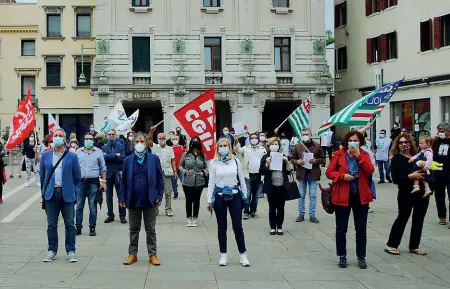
left=141, top=37, right=150, bottom=72
left=132, top=37, right=141, bottom=72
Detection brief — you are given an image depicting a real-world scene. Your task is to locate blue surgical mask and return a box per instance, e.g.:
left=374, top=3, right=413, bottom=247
left=218, top=147, right=229, bottom=156
left=53, top=137, right=64, bottom=147
left=379, top=134, right=386, bottom=138
left=85, top=140, right=94, bottom=148
left=348, top=141, right=360, bottom=149
left=108, top=137, right=115, bottom=143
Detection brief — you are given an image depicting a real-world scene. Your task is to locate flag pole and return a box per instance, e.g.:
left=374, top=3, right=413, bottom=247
left=274, top=97, right=311, bottom=133
left=154, top=114, right=173, bottom=128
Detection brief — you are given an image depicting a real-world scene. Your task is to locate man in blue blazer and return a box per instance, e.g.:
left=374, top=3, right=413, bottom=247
left=40, top=128, right=81, bottom=263
left=120, top=132, right=164, bottom=266
left=102, top=129, right=126, bottom=224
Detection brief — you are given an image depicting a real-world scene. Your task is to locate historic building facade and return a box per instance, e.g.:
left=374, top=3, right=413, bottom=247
left=93, top=0, right=332, bottom=137
left=0, top=0, right=96, bottom=142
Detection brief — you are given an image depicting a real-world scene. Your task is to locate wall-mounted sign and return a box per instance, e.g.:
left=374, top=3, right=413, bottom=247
left=275, top=92, right=293, bottom=99
left=132, top=93, right=152, bottom=99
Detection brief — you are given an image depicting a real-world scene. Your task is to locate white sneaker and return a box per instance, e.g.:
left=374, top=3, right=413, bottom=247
left=240, top=253, right=250, bottom=267
left=68, top=251, right=78, bottom=263
left=219, top=253, right=228, bottom=266
left=43, top=251, right=56, bottom=262
left=187, top=218, right=193, bottom=227
left=37, top=182, right=41, bottom=187
left=192, top=218, right=198, bottom=227
left=166, top=211, right=174, bottom=217
left=25, top=181, right=30, bottom=187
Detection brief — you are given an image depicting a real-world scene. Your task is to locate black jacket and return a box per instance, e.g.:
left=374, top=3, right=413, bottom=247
left=259, top=153, right=289, bottom=195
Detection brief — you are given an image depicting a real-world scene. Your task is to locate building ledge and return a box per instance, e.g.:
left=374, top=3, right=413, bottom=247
left=14, top=68, right=41, bottom=77
left=71, top=37, right=95, bottom=41
left=42, top=86, right=65, bottom=90
left=129, top=6, right=152, bottom=13
left=72, top=86, right=91, bottom=90
left=201, top=7, right=223, bottom=14
left=42, top=36, right=65, bottom=41
left=270, top=7, right=293, bottom=14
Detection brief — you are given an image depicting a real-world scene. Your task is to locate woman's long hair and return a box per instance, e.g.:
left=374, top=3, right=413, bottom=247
left=187, top=136, right=205, bottom=158
left=215, top=138, right=234, bottom=159
left=390, top=133, right=418, bottom=156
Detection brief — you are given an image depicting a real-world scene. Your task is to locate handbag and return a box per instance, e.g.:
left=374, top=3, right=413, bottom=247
left=41, top=150, right=69, bottom=210
left=284, top=171, right=301, bottom=201
left=319, top=183, right=335, bottom=214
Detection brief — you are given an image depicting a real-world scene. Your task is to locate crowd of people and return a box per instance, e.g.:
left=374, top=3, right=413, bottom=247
left=1, top=120, right=450, bottom=269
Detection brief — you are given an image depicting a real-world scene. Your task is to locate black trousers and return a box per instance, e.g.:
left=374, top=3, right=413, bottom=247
left=322, top=146, right=333, bottom=162
left=267, top=185, right=286, bottom=230
left=335, top=194, right=369, bottom=258
left=0, top=181, right=3, bottom=199
left=387, top=191, right=429, bottom=250
left=434, top=171, right=450, bottom=220
left=183, top=185, right=203, bottom=218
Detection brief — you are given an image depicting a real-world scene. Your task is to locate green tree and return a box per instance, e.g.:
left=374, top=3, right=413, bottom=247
left=326, top=30, right=334, bottom=46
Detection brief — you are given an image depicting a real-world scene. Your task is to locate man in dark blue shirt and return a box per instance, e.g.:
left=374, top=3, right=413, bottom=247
left=120, top=132, right=164, bottom=266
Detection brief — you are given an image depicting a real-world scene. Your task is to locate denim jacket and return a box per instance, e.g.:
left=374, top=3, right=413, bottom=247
left=211, top=185, right=249, bottom=210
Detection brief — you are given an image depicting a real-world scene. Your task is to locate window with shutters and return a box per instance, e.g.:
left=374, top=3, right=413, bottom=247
left=335, top=2, right=347, bottom=28
left=274, top=38, right=291, bottom=72
left=336, top=46, right=347, bottom=71
left=387, top=32, right=397, bottom=59
left=372, top=37, right=380, bottom=63
left=21, top=40, right=35, bottom=56
left=366, top=0, right=379, bottom=16
left=132, top=37, right=151, bottom=73
left=204, top=37, right=222, bottom=72
left=441, top=14, right=450, bottom=47
left=420, top=19, right=432, bottom=52
left=386, top=0, right=398, bottom=8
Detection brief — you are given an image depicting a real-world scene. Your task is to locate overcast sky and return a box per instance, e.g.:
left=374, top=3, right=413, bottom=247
left=15, top=0, right=334, bottom=34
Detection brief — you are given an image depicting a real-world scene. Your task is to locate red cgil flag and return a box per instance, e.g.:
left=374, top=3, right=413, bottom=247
left=173, top=89, right=216, bottom=160
left=6, top=85, right=36, bottom=150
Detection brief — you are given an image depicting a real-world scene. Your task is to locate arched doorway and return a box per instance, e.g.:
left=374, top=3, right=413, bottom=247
left=123, top=100, right=163, bottom=141
left=262, top=100, right=302, bottom=138
left=215, top=100, right=232, bottom=138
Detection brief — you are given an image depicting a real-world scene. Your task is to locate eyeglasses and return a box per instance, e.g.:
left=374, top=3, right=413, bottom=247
left=135, top=140, right=145, bottom=144
left=398, top=141, right=410, bottom=145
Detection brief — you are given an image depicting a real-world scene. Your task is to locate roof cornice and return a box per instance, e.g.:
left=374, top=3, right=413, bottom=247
left=0, top=26, right=39, bottom=33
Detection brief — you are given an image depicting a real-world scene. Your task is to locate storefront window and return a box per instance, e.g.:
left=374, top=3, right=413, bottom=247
left=391, top=99, right=430, bottom=140
left=442, top=96, right=450, bottom=123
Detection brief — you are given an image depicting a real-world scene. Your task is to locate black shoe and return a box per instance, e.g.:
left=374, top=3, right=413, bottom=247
left=357, top=258, right=367, bottom=269
left=89, top=227, right=96, bottom=236
left=270, top=229, right=276, bottom=235
left=338, top=256, right=347, bottom=268
left=378, top=181, right=385, bottom=184
left=104, top=217, right=114, bottom=223
left=120, top=218, right=128, bottom=224
left=76, top=226, right=82, bottom=236
left=387, top=178, right=392, bottom=183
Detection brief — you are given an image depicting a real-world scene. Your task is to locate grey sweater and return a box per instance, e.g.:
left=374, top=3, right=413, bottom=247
left=179, top=152, right=209, bottom=188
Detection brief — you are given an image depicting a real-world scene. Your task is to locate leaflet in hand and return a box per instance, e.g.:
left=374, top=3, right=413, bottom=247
left=269, top=152, right=283, bottom=171
left=302, top=152, right=314, bottom=169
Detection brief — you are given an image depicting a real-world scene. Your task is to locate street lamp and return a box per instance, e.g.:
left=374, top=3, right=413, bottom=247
left=78, top=41, right=109, bottom=84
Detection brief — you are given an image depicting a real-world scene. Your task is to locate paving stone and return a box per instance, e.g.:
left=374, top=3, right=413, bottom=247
left=289, top=281, right=367, bottom=289
left=218, top=280, right=292, bottom=289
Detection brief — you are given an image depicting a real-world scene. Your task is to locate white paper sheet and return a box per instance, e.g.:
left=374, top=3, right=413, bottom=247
left=233, top=122, right=245, bottom=136
left=302, top=152, right=314, bottom=169
left=269, top=152, right=283, bottom=171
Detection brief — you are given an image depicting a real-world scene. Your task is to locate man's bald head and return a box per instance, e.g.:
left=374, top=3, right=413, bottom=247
left=157, top=133, right=166, bottom=147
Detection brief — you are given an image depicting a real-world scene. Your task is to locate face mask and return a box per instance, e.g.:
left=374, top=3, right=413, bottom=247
left=71, top=143, right=77, bottom=148
left=85, top=140, right=94, bottom=148
left=250, top=138, right=259, bottom=146
left=439, top=132, right=446, bottom=139
left=158, top=140, right=165, bottom=146
left=302, top=135, right=311, bottom=142
left=400, top=144, right=410, bottom=152
left=269, top=145, right=279, bottom=152
left=29, top=137, right=35, bottom=142
left=90, top=128, right=95, bottom=132
left=259, top=136, right=266, bottom=142
left=223, top=130, right=229, bottom=136
left=219, top=147, right=229, bottom=156
left=393, top=125, right=398, bottom=129
left=230, top=133, right=235, bottom=137
left=348, top=141, right=359, bottom=149
left=281, top=135, right=286, bottom=139
left=172, top=140, right=179, bottom=145
left=53, top=137, right=64, bottom=147
left=379, top=134, right=386, bottom=138
left=108, top=137, right=115, bottom=143
left=50, top=143, right=54, bottom=148
left=135, top=143, right=146, bottom=153
left=128, top=136, right=134, bottom=141
left=176, top=130, right=181, bottom=134
left=191, top=142, right=201, bottom=149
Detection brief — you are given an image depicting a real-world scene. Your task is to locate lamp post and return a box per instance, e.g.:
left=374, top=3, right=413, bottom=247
left=78, top=40, right=109, bottom=84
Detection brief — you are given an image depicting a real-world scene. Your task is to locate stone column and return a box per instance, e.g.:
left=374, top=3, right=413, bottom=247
left=93, top=85, right=114, bottom=130
left=310, top=93, right=331, bottom=139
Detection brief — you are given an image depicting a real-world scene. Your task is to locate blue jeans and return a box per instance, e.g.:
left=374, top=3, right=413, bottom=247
left=297, top=174, right=318, bottom=217
left=376, top=160, right=391, bottom=182
left=75, top=181, right=99, bottom=228
left=171, top=170, right=184, bottom=198
left=106, top=175, right=126, bottom=219
left=244, top=173, right=262, bottom=215
left=45, top=189, right=76, bottom=253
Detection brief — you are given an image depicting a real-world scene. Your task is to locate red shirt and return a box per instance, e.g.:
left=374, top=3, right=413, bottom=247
left=172, top=145, right=185, bottom=170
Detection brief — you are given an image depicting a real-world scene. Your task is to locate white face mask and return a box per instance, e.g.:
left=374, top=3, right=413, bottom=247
left=302, top=135, right=311, bottom=142
left=29, top=137, right=35, bottom=142
left=269, top=144, right=279, bottom=152
left=439, top=132, right=446, bottom=139
left=128, top=136, right=134, bottom=141
left=135, top=143, right=146, bottom=153
left=259, top=136, right=266, bottom=142
left=172, top=139, right=179, bottom=145
left=223, top=130, right=229, bottom=136
left=71, top=143, right=77, bottom=148
left=250, top=138, right=259, bottom=146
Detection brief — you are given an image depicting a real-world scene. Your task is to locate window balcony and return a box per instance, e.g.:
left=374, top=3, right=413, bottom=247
left=205, top=76, right=223, bottom=85
left=277, top=76, right=293, bottom=85
left=133, top=77, right=151, bottom=85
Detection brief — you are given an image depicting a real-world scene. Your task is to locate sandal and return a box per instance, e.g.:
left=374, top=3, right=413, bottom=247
left=384, top=247, right=400, bottom=255
left=409, top=249, right=427, bottom=256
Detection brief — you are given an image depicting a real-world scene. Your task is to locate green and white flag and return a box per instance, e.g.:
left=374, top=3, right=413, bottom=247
left=287, top=99, right=311, bottom=137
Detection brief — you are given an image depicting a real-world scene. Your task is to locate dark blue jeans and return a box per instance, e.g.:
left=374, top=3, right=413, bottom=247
left=377, top=160, right=391, bottom=182
left=106, top=174, right=126, bottom=219
left=76, top=181, right=99, bottom=228
left=335, top=195, right=369, bottom=258
left=214, top=194, right=246, bottom=254
left=45, top=189, right=76, bottom=253
left=171, top=169, right=184, bottom=198
left=244, top=173, right=262, bottom=215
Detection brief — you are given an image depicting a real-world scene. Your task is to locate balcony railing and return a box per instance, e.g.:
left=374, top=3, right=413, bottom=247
left=276, top=77, right=293, bottom=85
left=133, top=77, right=151, bottom=85
left=47, top=31, right=62, bottom=37
left=205, top=76, right=223, bottom=85
left=76, top=31, right=91, bottom=38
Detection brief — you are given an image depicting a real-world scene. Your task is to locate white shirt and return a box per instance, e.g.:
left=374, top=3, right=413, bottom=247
left=207, top=157, right=248, bottom=203
left=280, top=139, right=290, bottom=156
left=290, top=136, right=299, bottom=147
left=320, top=131, right=333, bottom=147
left=248, top=146, right=265, bottom=174
left=375, top=137, right=392, bottom=161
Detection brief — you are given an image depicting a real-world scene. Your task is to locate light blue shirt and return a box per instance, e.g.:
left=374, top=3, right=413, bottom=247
left=76, top=147, right=107, bottom=179
left=52, top=149, right=65, bottom=187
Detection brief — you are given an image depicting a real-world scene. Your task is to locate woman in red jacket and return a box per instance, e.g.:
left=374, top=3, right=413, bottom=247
left=326, top=130, right=375, bottom=269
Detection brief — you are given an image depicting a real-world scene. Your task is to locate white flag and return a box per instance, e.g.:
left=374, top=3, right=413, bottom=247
left=48, top=113, right=60, bottom=136
left=108, top=101, right=127, bottom=126
left=116, top=109, right=139, bottom=136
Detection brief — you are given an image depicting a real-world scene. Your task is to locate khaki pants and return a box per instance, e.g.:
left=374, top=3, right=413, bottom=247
left=163, top=176, right=172, bottom=213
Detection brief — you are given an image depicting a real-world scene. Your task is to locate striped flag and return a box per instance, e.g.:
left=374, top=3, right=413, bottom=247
left=48, top=113, right=60, bottom=136
left=318, top=79, right=403, bottom=136
left=288, top=99, right=311, bottom=137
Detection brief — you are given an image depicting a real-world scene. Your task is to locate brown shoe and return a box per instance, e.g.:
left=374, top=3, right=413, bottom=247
left=123, top=254, right=137, bottom=265
left=149, top=255, right=160, bottom=266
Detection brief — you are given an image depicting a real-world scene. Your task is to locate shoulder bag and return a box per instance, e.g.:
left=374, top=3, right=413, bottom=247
left=41, top=150, right=69, bottom=210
